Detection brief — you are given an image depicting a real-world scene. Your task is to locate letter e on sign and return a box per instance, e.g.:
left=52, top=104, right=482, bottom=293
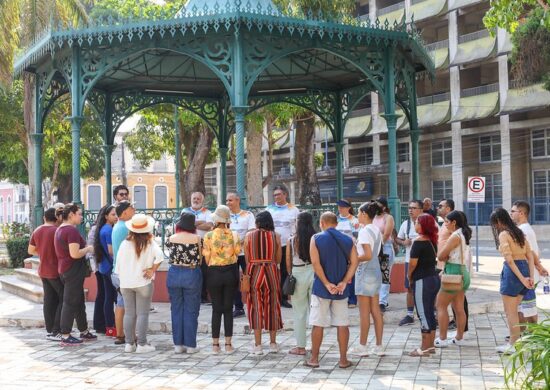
left=467, top=176, right=486, bottom=203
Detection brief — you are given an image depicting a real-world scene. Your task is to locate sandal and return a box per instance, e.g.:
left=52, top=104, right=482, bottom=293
left=289, top=347, right=307, bottom=356
left=225, top=343, right=235, bottom=354
left=304, top=360, right=320, bottom=368
left=339, top=361, right=354, bottom=369
left=426, top=347, right=436, bottom=354
left=212, top=343, right=221, bottom=354
left=408, top=348, right=431, bottom=357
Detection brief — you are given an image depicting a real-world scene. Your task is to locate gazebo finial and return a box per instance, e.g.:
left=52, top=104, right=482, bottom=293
left=179, top=0, right=280, bottom=16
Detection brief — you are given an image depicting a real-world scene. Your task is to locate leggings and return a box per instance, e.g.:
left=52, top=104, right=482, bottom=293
left=413, top=274, right=440, bottom=333
left=207, top=264, right=239, bottom=338
left=59, top=260, right=88, bottom=334
left=121, top=283, right=153, bottom=346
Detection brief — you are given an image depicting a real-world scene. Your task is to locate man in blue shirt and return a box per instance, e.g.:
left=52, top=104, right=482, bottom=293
left=111, top=200, right=135, bottom=345
left=305, top=212, right=358, bottom=369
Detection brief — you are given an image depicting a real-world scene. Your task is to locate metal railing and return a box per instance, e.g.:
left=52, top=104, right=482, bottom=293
left=417, top=92, right=451, bottom=105
left=461, top=83, right=499, bottom=98
left=377, top=1, right=405, bottom=16
left=425, top=39, right=449, bottom=51
left=458, top=29, right=491, bottom=44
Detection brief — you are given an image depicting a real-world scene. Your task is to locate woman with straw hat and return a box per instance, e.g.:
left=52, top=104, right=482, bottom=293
left=115, top=214, right=164, bottom=354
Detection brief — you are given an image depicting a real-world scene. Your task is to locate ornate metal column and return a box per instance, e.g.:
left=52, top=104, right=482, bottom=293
left=174, top=106, right=181, bottom=209
left=32, top=133, right=45, bottom=227
left=233, top=107, right=247, bottom=207
left=383, top=47, right=402, bottom=223
left=102, top=144, right=115, bottom=204
left=410, top=94, right=420, bottom=199
left=68, top=47, right=84, bottom=207
left=334, top=92, right=345, bottom=200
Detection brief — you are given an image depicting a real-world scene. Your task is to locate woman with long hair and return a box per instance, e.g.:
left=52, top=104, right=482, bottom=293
left=490, top=207, right=534, bottom=354
left=245, top=211, right=283, bottom=355
left=166, top=212, right=203, bottom=354
left=335, top=199, right=359, bottom=308
left=286, top=212, right=316, bottom=355
left=93, top=204, right=118, bottom=337
left=350, top=201, right=385, bottom=357
left=373, top=196, right=396, bottom=312
left=435, top=210, right=472, bottom=347
left=54, top=203, right=96, bottom=346
left=203, top=205, right=241, bottom=354
left=115, top=214, right=163, bottom=353
left=408, top=214, right=440, bottom=356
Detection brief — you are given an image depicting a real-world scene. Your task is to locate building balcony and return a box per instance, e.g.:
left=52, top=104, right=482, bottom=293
left=416, top=92, right=451, bottom=128
left=451, top=83, right=500, bottom=122
left=408, top=0, right=448, bottom=22
left=425, top=40, right=449, bottom=70
left=448, top=0, right=484, bottom=11
left=501, top=81, right=550, bottom=115
left=451, top=29, right=497, bottom=65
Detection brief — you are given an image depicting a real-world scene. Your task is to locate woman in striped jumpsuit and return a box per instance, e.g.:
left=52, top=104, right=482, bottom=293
left=245, top=211, right=283, bottom=355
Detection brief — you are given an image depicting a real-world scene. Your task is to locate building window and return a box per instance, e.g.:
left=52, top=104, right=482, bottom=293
left=133, top=185, right=147, bottom=209
left=154, top=186, right=168, bottom=209
left=398, top=143, right=409, bottom=162
left=532, top=129, right=550, bottom=158
left=87, top=185, right=102, bottom=211
left=0, top=197, right=3, bottom=223
left=432, top=180, right=453, bottom=201
left=7, top=196, right=11, bottom=223
left=17, top=186, right=26, bottom=203
left=349, top=147, right=374, bottom=167
left=479, top=135, right=501, bottom=162
left=533, top=170, right=550, bottom=223
left=431, top=140, right=452, bottom=166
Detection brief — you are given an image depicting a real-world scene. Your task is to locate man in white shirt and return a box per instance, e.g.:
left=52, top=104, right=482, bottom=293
left=266, top=184, right=300, bottom=308
left=182, top=192, right=213, bottom=304
left=511, top=200, right=548, bottom=325
left=395, top=200, right=422, bottom=326
left=226, top=192, right=255, bottom=317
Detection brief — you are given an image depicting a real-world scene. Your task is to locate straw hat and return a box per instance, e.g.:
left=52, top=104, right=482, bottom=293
left=212, top=205, right=231, bottom=225
left=125, top=214, right=155, bottom=234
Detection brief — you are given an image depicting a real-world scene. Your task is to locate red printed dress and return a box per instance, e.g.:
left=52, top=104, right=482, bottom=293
left=245, top=229, right=283, bottom=331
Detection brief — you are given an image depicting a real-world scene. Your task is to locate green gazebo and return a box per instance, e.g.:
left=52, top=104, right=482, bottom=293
left=15, top=0, right=433, bottom=226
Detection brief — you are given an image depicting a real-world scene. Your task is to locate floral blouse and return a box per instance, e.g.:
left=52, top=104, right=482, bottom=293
left=166, top=239, right=202, bottom=266
left=203, top=228, right=241, bottom=266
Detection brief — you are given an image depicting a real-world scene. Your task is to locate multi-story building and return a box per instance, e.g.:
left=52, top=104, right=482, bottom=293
left=0, top=182, right=30, bottom=224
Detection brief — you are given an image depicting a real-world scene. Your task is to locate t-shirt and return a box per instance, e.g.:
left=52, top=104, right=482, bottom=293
left=54, top=225, right=86, bottom=275
left=230, top=210, right=255, bottom=255
left=98, top=224, right=114, bottom=275
left=409, top=240, right=439, bottom=281
left=336, top=215, right=359, bottom=238
left=112, top=220, right=129, bottom=268
left=397, top=218, right=419, bottom=263
left=29, top=224, right=59, bottom=279
left=266, top=203, right=300, bottom=246
left=356, top=224, right=382, bottom=259
left=519, top=223, right=540, bottom=282
left=114, top=239, right=164, bottom=289
left=182, top=207, right=213, bottom=238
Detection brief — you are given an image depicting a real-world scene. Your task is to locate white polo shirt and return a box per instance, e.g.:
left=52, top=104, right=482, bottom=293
left=266, top=203, right=300, bottom=247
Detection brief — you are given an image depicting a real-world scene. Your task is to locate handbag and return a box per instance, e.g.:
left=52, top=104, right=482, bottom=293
left=440, top=236, right=464, bottom=291
left=282, top=274, right=297, bottom=295
left=240, top=274, right=250, bottom=293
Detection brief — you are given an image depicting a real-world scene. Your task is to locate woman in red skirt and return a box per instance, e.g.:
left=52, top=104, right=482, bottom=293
left=245, top=211, right=283, bottom=355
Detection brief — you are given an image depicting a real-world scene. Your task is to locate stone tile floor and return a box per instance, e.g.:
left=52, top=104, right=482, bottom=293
left=0, top=312, right=513, bottom=390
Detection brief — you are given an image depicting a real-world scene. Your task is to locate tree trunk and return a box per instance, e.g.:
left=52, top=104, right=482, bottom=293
left=179, top=123, right=214, bottom=206
left=246, top=121, right=264, bottom=206
left=294, top=114, right=321, bottom=205
left=55, top=173, right=73, bottom=203
left=23, top=74, right=36, bottom=227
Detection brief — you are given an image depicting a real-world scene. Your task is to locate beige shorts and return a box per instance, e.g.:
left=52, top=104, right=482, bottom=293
left=309, top=294, right=349, bottom=328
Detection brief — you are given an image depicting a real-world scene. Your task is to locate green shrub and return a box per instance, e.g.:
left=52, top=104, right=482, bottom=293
left=504, top=316, right=550, bottom=389
left=6, top=237, right=30, bottom=269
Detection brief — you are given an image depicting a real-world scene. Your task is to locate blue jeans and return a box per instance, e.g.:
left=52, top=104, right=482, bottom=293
left=102, top=273, right=117, bottom=327
left=167, top=266, right=202, bottom=348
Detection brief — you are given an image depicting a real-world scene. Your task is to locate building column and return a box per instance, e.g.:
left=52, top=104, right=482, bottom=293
left=451, top=122, right=464, bottom=208
left=498, top=55, right=509, bottom=110
left=448, top=10, right=459, bottom=61
left=218, top=147, right=228, bottom=204
left=372, top=134, right=381, bottom=165
left=343, top=138, right=349, bottom=169
left=500, top=115, right=512, bottom=209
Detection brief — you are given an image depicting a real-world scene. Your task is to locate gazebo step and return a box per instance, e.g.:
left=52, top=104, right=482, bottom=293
left=0, top=276, right=44, bottom=303
left=15, top=268, right=42, bottom=287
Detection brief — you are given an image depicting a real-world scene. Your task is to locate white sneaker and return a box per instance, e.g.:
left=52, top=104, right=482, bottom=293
left=451, top=337, right=465, bottom=346
left=136, top=344, right=156, bottom=353
left=46, top=333, right=62, bottom=342
left=496, top=343, right=514, bottom=355
left=124, top=343, right=136, bottom=353
left=370, top=345, right=386, bottom=356
left=251, top=345, right=263, bottom=355
left=174, top=345, right=185, bottom=354
left=434, top=338, right=449, bottom=348
left=269, top=343, right=280, bottom=353
left=349, top=344, right=369, bottom=357
left=185, top=347, right=200, bottom=354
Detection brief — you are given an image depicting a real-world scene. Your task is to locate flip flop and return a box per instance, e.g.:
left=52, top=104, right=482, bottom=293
left=408, top=348, right=430, bottom=357
left=289, top=347, right=306, bottom=356
left=426, top=347, right=436, bottom=354
left=303, top=361, right=320, bottom=368
left=339, top=361, right=354, bottom=369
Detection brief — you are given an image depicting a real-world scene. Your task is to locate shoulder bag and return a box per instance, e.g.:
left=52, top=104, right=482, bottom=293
left=440, top=235, right=464, bottom=291
left=282, top=238, right=297, bottom=295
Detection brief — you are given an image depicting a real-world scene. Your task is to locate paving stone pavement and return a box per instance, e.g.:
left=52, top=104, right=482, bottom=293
left=0, top=313, right=513, bottom=390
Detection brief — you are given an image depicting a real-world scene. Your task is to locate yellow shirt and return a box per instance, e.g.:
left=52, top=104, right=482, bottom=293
left=203, top=228, right=241, bottom=266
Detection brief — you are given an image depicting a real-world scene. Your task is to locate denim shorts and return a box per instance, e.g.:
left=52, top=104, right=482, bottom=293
left=500, top=260, right=529, bottom=297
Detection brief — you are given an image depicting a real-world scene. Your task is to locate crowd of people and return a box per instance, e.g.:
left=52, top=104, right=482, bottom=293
left=27, top=183, right=547, bottom=363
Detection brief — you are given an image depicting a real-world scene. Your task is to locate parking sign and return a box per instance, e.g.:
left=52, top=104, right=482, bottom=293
left=467, top=176, right=486, bottom=203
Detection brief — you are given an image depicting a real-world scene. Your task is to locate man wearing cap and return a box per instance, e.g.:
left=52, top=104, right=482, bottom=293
left=182, top=192, right=214, bottom=303
left=266, top=184, right=300, bottom=308
left=226, top=192, right=255, bottom=318
left=111, top=200, right=136, bottom=344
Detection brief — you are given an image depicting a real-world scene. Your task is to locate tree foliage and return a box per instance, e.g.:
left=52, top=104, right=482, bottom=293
left=89, top=0, right=183, bottom=20
left=483, top=0, right=550, bottom=33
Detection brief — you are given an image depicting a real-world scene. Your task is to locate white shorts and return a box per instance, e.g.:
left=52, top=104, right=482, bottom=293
left=309, top=294, right=349, bottom=328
